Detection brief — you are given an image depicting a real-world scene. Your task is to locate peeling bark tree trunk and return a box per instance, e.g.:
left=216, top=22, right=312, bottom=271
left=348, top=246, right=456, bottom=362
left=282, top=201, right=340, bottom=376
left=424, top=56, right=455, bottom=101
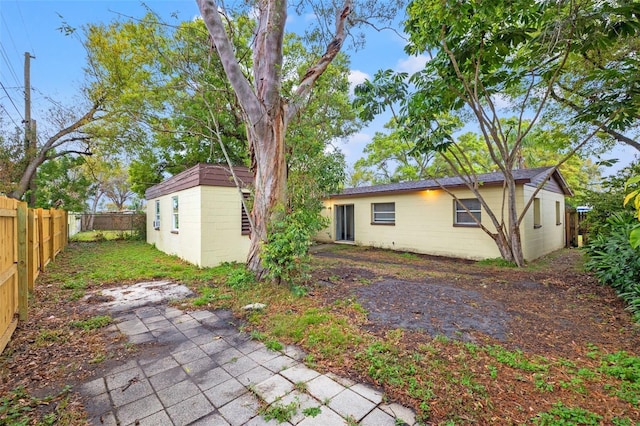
left=246, top=109, right=288, bottom=277
left=197, top=0, right=352, bottom=279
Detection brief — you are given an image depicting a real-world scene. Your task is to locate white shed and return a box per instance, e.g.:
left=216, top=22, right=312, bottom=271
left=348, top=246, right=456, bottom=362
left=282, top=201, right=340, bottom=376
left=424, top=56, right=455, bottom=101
left=145, top=163, right=252, bottom=267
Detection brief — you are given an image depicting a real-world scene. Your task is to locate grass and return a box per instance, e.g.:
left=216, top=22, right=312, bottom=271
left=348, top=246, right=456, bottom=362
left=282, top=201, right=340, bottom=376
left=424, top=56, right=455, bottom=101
left=0, top=385, right=80, bottom=426
left=69, top=230, right=141, bottom=242
left=70, top=315, right=112, bottom=330
left=21, top=240, right=640, bottom=425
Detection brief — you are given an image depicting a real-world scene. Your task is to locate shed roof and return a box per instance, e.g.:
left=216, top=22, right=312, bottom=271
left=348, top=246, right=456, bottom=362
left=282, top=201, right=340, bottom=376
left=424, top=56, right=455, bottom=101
left=332, top=167, right=573, bottom=199
left=145, top=163, right=253, bottom=200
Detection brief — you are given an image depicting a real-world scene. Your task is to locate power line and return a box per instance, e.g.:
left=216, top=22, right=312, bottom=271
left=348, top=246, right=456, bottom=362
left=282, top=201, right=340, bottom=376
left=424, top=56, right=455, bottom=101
left=0, top=104, right=20, bottom=128
left=14, top=0, right=35, bottom=57
left=0, top=80, right=23, bottom=120
left=0, top=12, right=23, bottom=86
left=0, top=42, right=22, bottom=87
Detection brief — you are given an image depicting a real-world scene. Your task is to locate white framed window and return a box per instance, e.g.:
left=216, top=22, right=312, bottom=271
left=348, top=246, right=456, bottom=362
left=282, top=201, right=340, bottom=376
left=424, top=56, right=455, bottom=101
left=533, top=198, right=541, bottom=229
left=372, top=202, right=395, bottom=224
left=171, top=196, right=179, bottom=232
left=555, top=201, right=561, bottom=225
left=454, top=199, right=481, bottom=226
left=154, top=200, right=160, bottom=230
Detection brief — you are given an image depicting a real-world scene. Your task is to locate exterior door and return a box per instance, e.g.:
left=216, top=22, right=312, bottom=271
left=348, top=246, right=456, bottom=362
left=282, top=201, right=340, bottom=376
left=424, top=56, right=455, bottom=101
left=335, top=204, right=354, bottom=242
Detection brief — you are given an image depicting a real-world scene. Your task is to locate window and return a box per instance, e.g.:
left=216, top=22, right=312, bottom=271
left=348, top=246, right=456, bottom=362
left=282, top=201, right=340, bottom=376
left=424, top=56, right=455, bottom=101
left=154, top=200, right=160, bottom=230
left=171, top=196, right=179, bottom=232
left=372, top=202, right=395, bottom=224
left=533, top=198, right=541, bottom=229
left=454, top=199, right=481, bottom=226
left=241, top=192, right=251, bottom=235
left=555, top=201, right=561, bottom=225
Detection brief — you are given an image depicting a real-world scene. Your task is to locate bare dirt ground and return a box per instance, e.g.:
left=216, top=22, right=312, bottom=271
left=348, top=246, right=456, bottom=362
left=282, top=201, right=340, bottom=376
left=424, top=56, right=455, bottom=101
left=312, top=246, right=640, bottom=357
left=309, top=245, right=640, bottom=423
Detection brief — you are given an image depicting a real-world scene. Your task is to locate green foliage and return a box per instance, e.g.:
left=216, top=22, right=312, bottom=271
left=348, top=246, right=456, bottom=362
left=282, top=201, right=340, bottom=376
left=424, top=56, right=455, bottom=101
left=302, top=406, right=321, bottom=417
left=532, top=402, right=602, bottom=425
left=484, top=345, right=548, bottom=372
left=584, top=212, right=640, bottom=320
left=191, top=286, right=220, bottom=306
left=578, top=161, right=640, bottom=239
left=477, top=258, right=518, bottom=268
left=226, top=266, right=256, bottom=290
left=265, top=340, right=284, bottom=351
left=34, top=156, right=91, bottom=211
left=262, top=207, right=327, bottom=285
left=0, top=385, right=72, bottom=426
left=70, top=315, right=112, bottom=330
left=261, top=400, right=298, bottom=423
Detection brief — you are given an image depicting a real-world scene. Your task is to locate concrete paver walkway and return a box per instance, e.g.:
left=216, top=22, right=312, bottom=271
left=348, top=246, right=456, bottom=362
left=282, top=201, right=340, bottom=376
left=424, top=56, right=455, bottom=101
left=79, top=304, right=417, bottom=425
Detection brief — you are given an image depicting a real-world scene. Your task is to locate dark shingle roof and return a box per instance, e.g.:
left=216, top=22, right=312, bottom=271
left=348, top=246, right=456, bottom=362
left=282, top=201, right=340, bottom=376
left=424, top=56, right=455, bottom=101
left=334, top=167, right=572, bottom=198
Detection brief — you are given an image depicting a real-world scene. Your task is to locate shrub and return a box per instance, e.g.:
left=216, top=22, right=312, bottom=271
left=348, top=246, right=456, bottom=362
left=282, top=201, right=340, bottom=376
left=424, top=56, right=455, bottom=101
left=584, top=212, right=640, bottom=320
left=261, top=206, right=326, bottom=285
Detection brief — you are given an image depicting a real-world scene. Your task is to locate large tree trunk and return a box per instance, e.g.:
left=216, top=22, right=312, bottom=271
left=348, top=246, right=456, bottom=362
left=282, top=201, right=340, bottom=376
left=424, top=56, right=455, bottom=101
left=246, top=108, right=288, bottom=278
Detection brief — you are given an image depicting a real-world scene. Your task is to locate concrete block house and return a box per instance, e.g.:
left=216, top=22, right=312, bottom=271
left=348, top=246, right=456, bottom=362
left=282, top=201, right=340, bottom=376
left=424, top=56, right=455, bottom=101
left=145, top=163, right=252, bottom=267
left=317, top=167, right=573, bottom=262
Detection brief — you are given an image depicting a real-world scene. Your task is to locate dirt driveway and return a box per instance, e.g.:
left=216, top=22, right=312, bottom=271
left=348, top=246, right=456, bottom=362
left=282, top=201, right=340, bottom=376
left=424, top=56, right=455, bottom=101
left=311, top=245, right=640, bottom=357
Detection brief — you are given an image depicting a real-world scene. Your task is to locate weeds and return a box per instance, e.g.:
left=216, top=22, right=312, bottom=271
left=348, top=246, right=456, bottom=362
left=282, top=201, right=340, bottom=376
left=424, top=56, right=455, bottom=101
left=531, top=402, right=602, bottom=425
left=0, top=386, right=73, bottom=426
left=70, top=315, right=112, bottom=330
left=260, top=400, right=298, bottom=423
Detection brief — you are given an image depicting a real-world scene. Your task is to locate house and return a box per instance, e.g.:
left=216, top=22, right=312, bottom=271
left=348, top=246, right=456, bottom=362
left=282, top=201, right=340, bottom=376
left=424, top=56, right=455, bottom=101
left=145, top=163, right=252, bottom=267
left=316, top=167, right=573, bottom=262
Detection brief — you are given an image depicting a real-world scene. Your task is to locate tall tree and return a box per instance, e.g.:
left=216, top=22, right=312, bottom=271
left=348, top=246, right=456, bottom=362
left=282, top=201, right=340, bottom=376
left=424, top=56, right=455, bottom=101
left=545, top=2, right=640, bottom=151
left=355, top=0, right=625, bottom=266
left=33, top=156, right=92, bottom=211
left=196, top=0, right=402, bottom=277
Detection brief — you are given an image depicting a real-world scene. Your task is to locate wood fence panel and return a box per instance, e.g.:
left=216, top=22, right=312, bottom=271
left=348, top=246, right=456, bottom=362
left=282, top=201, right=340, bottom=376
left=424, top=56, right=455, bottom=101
left=27, top=209, right=41, bottom=291
left=0, top=197, right=68, bottom=354
left=0, top=197, right=19, bottom=354
left=17, top=202, right=28, bottom=321
left=39, top=208, right=52, bottom=269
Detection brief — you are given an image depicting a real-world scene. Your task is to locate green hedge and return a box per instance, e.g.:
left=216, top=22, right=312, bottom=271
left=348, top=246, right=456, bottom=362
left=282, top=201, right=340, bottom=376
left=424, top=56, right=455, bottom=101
left=584, top=212, right=640, bottom=321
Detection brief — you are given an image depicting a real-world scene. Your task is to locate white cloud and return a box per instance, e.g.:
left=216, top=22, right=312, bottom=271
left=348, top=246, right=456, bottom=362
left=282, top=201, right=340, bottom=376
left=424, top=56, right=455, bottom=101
left=395, top=54, right=429, bottom=74
left=338, top=132, right=372, bottom=166
left=490, top=93, right=513, bottom=110
left=348, top=69, right=370, bottom=94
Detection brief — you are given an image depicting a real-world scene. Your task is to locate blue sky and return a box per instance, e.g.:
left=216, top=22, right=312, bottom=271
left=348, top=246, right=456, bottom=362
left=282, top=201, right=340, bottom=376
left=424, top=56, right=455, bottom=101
left=0, top=0, right=635, bottom=176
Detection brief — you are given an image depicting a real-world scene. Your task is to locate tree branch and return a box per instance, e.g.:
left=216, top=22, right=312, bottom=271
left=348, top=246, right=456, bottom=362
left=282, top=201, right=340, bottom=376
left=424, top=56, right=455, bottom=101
left=196, top=0, right=262, bottom=124
left=288, top=0, right=352, bottom=120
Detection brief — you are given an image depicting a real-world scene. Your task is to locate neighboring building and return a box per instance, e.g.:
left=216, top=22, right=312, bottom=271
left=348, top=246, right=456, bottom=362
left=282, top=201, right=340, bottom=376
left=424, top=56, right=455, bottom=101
left=145, top=164, right=252, bottom=267
left=317, top=167, right=573, bottom=262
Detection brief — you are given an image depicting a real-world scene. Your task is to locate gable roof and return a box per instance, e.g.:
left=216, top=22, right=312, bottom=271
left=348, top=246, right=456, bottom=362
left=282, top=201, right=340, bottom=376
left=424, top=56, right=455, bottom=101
left=332, top=167, right=573, bottom=199
left=145, top=163, right=253, bottom=200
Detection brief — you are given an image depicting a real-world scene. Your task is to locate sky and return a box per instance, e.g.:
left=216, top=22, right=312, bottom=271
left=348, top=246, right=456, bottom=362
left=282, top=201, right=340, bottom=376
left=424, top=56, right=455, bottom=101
left=0, top=0, right=636, bottom=179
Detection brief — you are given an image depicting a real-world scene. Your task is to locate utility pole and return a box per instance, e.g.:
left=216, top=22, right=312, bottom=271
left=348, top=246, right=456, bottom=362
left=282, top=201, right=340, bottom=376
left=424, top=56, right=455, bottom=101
left=24, top=52, right=37, bottom=207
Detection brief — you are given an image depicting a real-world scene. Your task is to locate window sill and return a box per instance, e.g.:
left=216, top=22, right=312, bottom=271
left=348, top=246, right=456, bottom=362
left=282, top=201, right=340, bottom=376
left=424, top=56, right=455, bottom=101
left=371, top=222, right=395, bottom=226
left=534, top=225, right=542, bottom=229
left=453, top=223, right=480, bottom=228
left=171, top=230, right=179, bottom=234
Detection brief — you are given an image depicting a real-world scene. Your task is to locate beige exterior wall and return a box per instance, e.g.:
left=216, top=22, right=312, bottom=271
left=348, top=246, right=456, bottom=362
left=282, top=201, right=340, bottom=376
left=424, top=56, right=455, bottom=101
left=319, top=185, right=564, bottom=262
left=520, top=185, right=566, bottom=260
left=199, top=186, right=250, bottom=267
left=147, top=186, right=249, bottom=267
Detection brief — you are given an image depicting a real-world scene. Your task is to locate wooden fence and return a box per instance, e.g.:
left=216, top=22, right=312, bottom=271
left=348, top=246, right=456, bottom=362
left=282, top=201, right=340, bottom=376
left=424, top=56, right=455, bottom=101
left=0, top=196, right=67, bottom=354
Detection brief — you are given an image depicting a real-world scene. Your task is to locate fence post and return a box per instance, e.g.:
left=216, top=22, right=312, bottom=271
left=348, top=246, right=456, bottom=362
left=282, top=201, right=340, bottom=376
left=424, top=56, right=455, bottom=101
left=17, top=202, right=28, bottom=321
left=37, top=208, right=45, bottom=271
left=49, top=209, right=55, bottom=261
left=27, top=208, right=35, bottom=292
